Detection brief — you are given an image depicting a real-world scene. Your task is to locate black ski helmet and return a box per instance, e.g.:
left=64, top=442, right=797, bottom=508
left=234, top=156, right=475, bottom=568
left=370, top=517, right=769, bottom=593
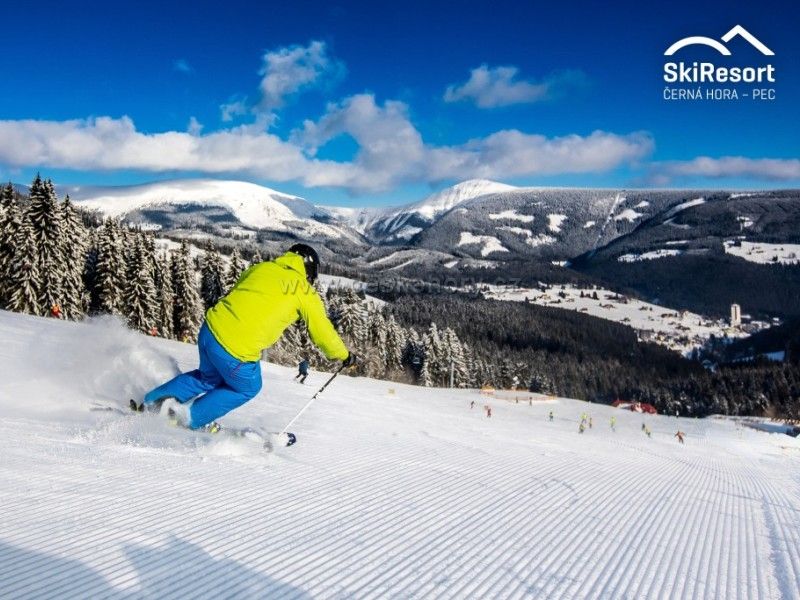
left=288, top=243, right=319, bottom=283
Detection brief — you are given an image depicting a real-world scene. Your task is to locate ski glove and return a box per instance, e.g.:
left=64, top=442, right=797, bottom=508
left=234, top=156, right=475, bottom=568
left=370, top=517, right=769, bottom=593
left=342, top=353, right=358, bottom=369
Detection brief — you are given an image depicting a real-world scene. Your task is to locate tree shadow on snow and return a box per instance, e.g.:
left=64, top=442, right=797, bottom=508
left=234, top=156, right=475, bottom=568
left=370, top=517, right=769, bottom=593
left=0, top=538, right=309, bottom=599
left=123, top=535, right=310, bottom=599
left=0, top=540, right=126, bottom=598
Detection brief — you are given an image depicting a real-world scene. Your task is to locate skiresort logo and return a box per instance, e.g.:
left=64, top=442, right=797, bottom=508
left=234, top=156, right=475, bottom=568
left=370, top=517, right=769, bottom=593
left=662, top=25, right=777, bottom=102
left=664, top=25, right=774, bottom=57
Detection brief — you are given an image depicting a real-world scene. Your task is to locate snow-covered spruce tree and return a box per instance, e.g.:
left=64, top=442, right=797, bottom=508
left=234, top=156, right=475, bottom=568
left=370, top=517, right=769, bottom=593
left=153, top=253, right=174, bottom=339
left=171, top=242, right=202, bottom=342
left=331, top=288, right=367, bottom=349
left=28, top=178, right=64, bottom=315
left=384, top=314, right=407, bottom=377
left=5, top=214, right=41, bottom=314
left=124, top=233, right=158, bottom=333
left=443, top=327, right=470, bottom=388
left=249, top=248, right=263, bottom=267
left=0, top=183, right=22, bottom=308
left=364, top=306, right=388, bottom=378
left=419, top=333, right=433, bottom=387
left=59, top=196, right=88, bottom=319
left=225, top=247, right=246, bottom=291
left=423, top=322, right=447, bottom=386
left=200, top=245, right=226, bottom=311
left=93, top=220, right=126, bottom=315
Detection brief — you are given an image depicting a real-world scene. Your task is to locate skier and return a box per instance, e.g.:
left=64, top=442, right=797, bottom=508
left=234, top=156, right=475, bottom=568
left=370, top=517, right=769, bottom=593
left=50, top=303, right=62, bottom=319
left=470, top=400, right=475, bottom=409
left=485, top=405, right=492, bottom=418
left=135, top=244, right=356, bottom=430
left=548, top=410, right=554, bottom=422
left=589, top=416, right=593, bottom=429
left=610, top=416, right=616, bottom=431
left=641, top=422, right=646, bottom=432
left=579, top=421, right=585, bottom=434
left=675, top=431, right=685, bottom=444
left=645, top=426, right=652, bottom=438
left=295, top=358, right=310, bottom=384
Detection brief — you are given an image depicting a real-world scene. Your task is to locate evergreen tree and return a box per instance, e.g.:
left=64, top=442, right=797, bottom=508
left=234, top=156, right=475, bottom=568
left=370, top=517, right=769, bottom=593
left=28, top=177, right=63, bottom=315
left=124, top=233, right=158, bottom=333
left=384, top=314, right=406, bottom=375
left=59, top=196, right=88, bottom=319
left=200, top=245, right=226, bottom=311
left=0, top=183, right=22, bottom=308
left=5, top=215, right=40, bottom=314
left=331, top=288, right=368, bottom=349
left=153, top=253, right=174, bottom=338
left=226, top=247, right=246, bottom=290
left=364, top=307, right=388, bottom=377
left=443, top=327, right=469, bottom=387
left=171, top=242, right=202, bottom=342
left=250, top=248, right=263, bottom=267
left=93, top=220, right=126, bottom=315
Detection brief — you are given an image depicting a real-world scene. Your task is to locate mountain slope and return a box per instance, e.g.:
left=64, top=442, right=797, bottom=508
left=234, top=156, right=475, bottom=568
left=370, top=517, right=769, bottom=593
left=329, top=179, right=519, bottom=243
left=0, top=310, right=798, bottom=598
left=68, top=179, right=365, bottom=244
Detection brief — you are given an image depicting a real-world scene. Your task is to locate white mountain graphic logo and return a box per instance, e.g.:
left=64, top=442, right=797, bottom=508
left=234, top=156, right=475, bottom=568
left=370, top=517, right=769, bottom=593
left=664, top=25, right=774, bottom=56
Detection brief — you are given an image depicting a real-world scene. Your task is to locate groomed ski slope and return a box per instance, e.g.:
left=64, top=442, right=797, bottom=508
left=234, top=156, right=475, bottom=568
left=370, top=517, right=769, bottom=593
left=0, top=311, right=799, bottom=600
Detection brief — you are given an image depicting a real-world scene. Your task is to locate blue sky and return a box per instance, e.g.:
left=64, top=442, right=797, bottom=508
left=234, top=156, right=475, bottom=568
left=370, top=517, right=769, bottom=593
left=0, top=0, right=798, bottom=206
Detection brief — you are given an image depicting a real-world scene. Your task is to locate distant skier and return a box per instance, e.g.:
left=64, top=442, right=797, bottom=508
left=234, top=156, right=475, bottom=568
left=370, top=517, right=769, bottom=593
left=548, top=410, right=554, bottom=422
left=610, top=416, right=616, bottom=431
left=485, top=405, right=492, bottom=418
left=579, top=421, right=586, bottom=434
left=50, top=303, right=62, bottom=319
left=645, top=426, right=652, bottom=438
left=135, top=244, right=356, bottom=430
left=589, top=416, right=593, bottom=429
left=295, top=358, right=310, bottom=384
left=675, top=431, right=685, bottom=444
left=641, top=422, right=646, bottom=432
left=470, top=400, right=475, bottom=409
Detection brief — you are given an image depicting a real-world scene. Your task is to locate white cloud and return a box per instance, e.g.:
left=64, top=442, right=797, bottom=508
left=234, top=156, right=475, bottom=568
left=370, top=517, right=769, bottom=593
left=173, top=59, right=193, bottom=74
left=0, top=100, right=652, bottom=194
left=444, top=65, right=587, bottom=108
left=296, top=94, right=651, bottom=190
left=220, top=98, right=249, bottom=123
left=220, top=41, right=344, bottom=122
left=653, top=156, right=800, bottom=182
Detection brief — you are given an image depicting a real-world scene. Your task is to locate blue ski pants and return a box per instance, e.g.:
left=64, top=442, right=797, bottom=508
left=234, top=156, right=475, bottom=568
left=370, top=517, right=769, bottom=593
left=144, top=322, right=262, bottom=428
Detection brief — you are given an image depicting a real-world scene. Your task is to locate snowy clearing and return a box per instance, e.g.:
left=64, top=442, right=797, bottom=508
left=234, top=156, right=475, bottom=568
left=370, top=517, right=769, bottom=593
left=525, top=234, right=557, bottom=248
left=489, top=210, right=534, bottom=223
left=497, top=225, right=533, bottom=237
left=617, top=249, right=683, bottom=262
left=724, top=240, right=800, bottom=265
left=547, top=214, right=567, bottom=233
left=614, top=209, right=644, bottom=222
left=457, top=232, right=509, bottom=256
left=0, top=312, right=798, bottom=599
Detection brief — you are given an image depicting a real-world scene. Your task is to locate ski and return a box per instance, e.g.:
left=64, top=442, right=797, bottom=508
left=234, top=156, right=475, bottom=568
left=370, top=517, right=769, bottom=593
left=89, top=401, right=296, bottom=450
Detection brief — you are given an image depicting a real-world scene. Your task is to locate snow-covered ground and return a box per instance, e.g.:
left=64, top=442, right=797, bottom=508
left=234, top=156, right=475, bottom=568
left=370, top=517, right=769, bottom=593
left=1, top=311, right=799, bottom=599
left=617, top=249, right=683, bottom=262
left=457, top=232, right=509, bottom=256
left=724, top=240, right=800, bottom=265
left=481, top=284, right=762, bottom=355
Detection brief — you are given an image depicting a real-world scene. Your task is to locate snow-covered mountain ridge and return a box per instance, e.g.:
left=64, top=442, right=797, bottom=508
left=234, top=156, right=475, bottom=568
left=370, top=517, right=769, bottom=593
left=67, top=179, right=362, bottom=243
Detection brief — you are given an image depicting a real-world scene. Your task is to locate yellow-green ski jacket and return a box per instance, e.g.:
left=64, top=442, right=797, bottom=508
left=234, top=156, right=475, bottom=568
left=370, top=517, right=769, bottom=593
left=205, top=251, right=348, bottom=363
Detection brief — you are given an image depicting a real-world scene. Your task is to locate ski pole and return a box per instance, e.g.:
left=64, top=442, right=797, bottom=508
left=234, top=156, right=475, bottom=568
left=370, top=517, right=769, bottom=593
left=279, top=364, right=346, bottom=435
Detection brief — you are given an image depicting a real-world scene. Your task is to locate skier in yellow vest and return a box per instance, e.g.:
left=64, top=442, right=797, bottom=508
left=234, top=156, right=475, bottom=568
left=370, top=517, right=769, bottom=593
left=136, top=244, right=356, bottom=429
